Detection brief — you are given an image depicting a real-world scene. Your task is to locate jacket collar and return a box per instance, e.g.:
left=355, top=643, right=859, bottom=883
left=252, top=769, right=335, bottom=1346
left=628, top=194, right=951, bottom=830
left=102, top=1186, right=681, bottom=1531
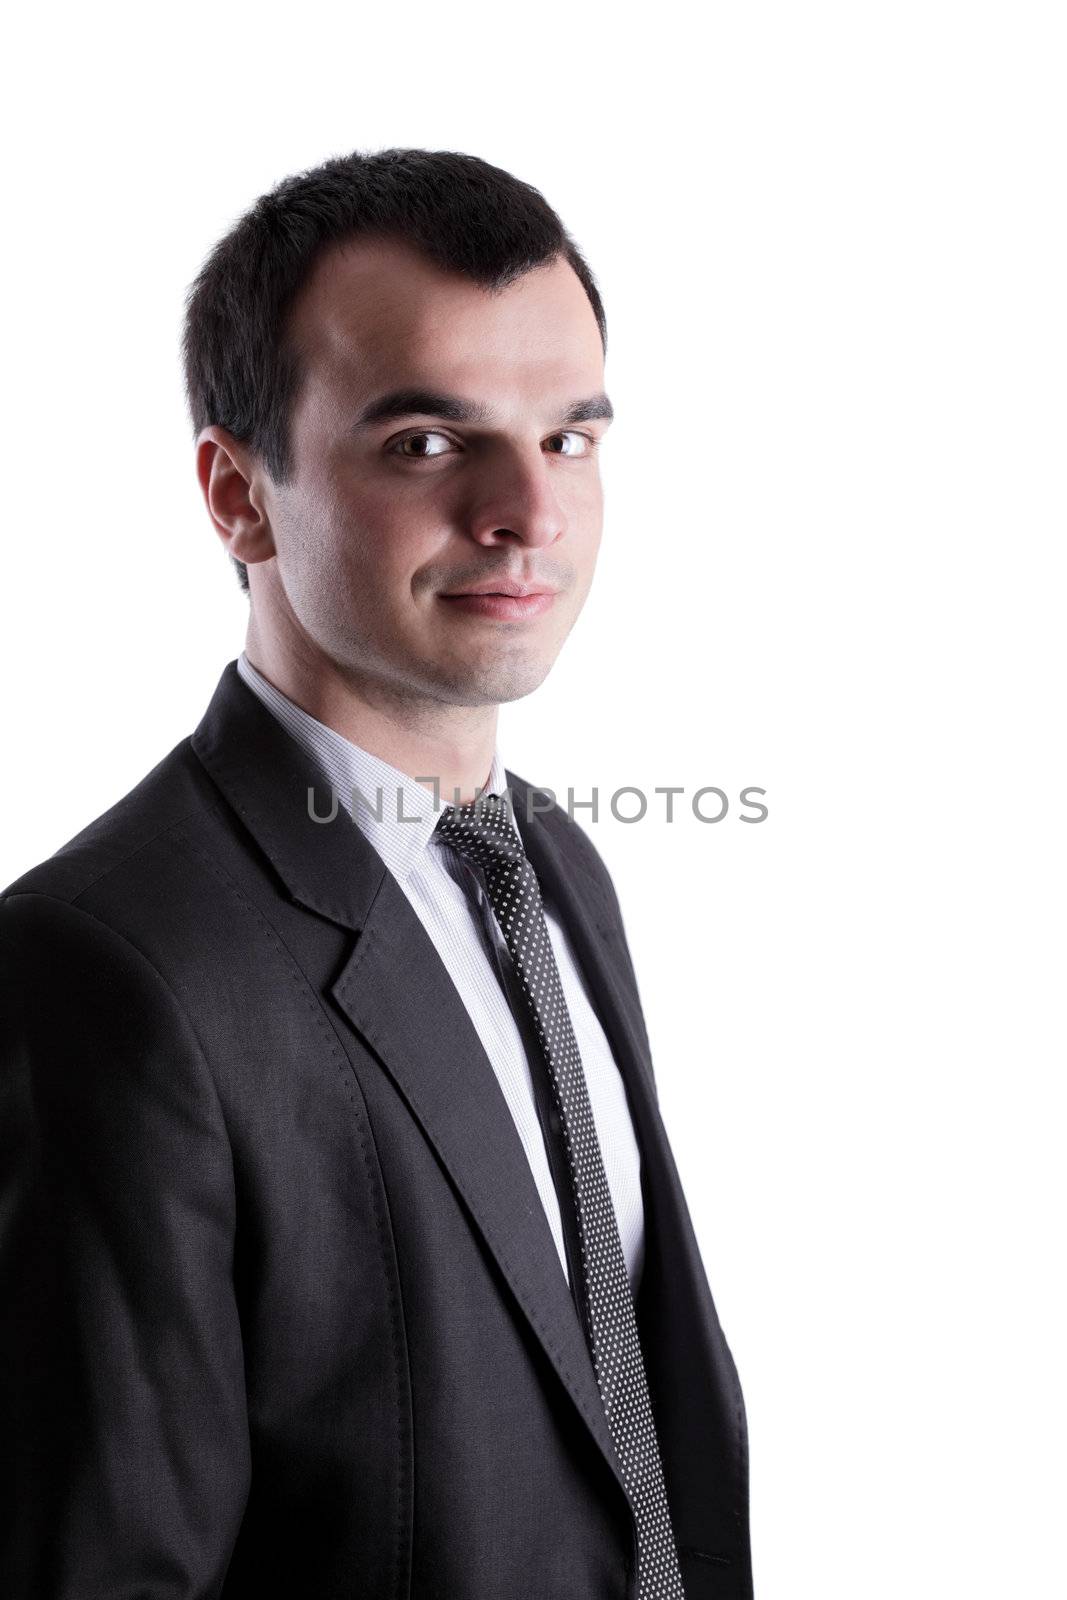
left=191, top=658, right=621, bottom=941
left=192, top=658, right=390, bottom=931
left=233, top=650, right=513, bottom=889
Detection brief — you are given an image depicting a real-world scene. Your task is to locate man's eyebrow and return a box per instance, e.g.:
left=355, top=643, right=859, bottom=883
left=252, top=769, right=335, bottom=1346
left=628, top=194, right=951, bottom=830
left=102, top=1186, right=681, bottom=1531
left=561, top=393, right=615, bottom=425
left=355, top=388, right=614, bottom=428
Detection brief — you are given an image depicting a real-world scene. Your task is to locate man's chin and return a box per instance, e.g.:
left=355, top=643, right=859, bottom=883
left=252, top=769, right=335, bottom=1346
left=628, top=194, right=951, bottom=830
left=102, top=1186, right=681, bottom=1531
left=433, top=652, right=557, bottom=708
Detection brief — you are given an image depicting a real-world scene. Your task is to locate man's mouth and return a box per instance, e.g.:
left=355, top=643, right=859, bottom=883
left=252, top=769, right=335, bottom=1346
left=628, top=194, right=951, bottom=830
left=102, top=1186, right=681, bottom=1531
left=440, top=578, right=558, bottom=599
left=438, top=582, right=558, bottom=621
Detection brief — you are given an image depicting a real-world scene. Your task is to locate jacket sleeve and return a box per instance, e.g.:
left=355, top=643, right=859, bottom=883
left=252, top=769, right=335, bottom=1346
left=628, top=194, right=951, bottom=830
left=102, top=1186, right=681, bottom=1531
left=0, top=891, right=250, bottom=1598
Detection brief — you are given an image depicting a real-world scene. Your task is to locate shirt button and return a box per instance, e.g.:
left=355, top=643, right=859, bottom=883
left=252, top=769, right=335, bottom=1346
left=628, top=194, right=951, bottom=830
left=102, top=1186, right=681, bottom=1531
left=548, top=1107, right=562, bottom=1136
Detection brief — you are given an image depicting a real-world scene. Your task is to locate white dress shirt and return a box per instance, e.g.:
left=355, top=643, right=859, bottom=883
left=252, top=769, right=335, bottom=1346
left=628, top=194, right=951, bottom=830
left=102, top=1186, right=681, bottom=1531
left=236, top=651, right=645, bottom=1293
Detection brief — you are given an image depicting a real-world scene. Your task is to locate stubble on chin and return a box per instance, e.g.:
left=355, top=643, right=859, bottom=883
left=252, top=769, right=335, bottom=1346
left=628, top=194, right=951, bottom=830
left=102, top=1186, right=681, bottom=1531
left=430, top=654, right=554, bottom=708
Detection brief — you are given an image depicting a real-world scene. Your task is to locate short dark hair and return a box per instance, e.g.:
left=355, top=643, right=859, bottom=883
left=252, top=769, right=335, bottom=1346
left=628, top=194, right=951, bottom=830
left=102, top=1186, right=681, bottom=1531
left=181, top=147, right=607, bottom=594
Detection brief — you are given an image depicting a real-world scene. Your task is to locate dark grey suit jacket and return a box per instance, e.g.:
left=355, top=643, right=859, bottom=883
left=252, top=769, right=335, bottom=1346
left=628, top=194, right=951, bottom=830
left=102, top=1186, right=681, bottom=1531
left=0, top=660, right=753, bottom=1599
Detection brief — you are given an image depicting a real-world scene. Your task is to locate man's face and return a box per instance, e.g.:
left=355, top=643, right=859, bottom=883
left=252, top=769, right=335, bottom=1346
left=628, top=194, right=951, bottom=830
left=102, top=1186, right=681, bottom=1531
left=256, top=236, right=611, bottom=707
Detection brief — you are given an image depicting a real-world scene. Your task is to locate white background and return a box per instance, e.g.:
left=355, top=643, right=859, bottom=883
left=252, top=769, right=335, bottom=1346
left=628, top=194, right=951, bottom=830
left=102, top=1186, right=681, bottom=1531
left=3, top=5, right=1064, bottom=1594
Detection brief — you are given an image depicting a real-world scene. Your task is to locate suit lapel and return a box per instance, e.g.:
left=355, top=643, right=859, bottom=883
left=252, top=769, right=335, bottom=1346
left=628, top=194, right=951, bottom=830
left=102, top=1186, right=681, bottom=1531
left=328, top=872, right=633, bottom=1502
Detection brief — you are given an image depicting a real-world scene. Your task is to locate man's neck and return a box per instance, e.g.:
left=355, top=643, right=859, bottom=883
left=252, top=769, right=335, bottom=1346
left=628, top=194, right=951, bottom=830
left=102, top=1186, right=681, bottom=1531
left=242, top=637, right=500, bottom=808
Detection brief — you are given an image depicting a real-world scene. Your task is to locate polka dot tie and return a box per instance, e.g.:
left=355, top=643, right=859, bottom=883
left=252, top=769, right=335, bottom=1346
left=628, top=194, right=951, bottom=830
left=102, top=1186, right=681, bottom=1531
left=434, top=793, right=686, bottom=1599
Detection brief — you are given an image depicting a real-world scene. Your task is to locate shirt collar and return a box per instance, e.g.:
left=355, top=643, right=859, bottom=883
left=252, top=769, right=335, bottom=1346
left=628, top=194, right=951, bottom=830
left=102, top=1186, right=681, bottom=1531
left=236, top=651, right=510, bottom=886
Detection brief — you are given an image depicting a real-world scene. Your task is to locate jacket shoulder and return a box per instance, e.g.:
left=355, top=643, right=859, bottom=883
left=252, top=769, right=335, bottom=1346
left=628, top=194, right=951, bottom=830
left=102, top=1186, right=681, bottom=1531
left=1, top=738, right=223, bottom=908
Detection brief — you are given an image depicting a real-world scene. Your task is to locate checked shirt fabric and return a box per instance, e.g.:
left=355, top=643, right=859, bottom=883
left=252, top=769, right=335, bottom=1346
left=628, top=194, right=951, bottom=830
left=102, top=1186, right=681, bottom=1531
left=434, top=792, right=686, bottom=1600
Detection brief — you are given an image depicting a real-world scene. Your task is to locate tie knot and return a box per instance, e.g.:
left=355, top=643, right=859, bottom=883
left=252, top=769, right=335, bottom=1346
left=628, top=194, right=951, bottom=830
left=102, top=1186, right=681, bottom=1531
left=433, top=791, right=525, bottom=873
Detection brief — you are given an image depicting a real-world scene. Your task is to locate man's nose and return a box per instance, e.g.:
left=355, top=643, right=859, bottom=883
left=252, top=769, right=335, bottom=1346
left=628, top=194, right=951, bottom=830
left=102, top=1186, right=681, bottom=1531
left=462, top=447, right=567, bottom=548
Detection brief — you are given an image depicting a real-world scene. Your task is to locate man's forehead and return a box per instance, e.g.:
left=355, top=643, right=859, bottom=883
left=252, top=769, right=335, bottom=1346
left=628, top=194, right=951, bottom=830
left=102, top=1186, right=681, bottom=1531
left=288, top=237, right=603, bottom=390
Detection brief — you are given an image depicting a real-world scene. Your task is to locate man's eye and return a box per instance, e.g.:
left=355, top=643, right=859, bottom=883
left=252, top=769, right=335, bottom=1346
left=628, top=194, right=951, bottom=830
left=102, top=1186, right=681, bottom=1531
left=544, top=431, right=595, bottom=457
left=392, top=432, right=455, bottom=458
left=391, top=429, right=597, bottom=460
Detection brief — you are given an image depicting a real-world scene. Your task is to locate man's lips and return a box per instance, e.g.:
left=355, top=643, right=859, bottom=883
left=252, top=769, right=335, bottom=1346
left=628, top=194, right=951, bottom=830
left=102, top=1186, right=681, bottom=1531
left=438, top=588, right=557, bottom=620
left=438, top=577, right=560, bottom=620
left=440, top=579, right=557, bottom=599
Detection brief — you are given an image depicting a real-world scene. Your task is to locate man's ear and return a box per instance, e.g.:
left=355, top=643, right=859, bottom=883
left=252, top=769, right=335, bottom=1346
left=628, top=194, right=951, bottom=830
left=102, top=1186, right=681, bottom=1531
left=195, top=425, right=277, bottom=569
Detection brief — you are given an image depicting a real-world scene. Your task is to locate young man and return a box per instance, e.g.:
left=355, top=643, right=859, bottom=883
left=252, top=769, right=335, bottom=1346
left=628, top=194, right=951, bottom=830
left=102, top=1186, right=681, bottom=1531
left=1, top=149, right=753, bottom=1599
